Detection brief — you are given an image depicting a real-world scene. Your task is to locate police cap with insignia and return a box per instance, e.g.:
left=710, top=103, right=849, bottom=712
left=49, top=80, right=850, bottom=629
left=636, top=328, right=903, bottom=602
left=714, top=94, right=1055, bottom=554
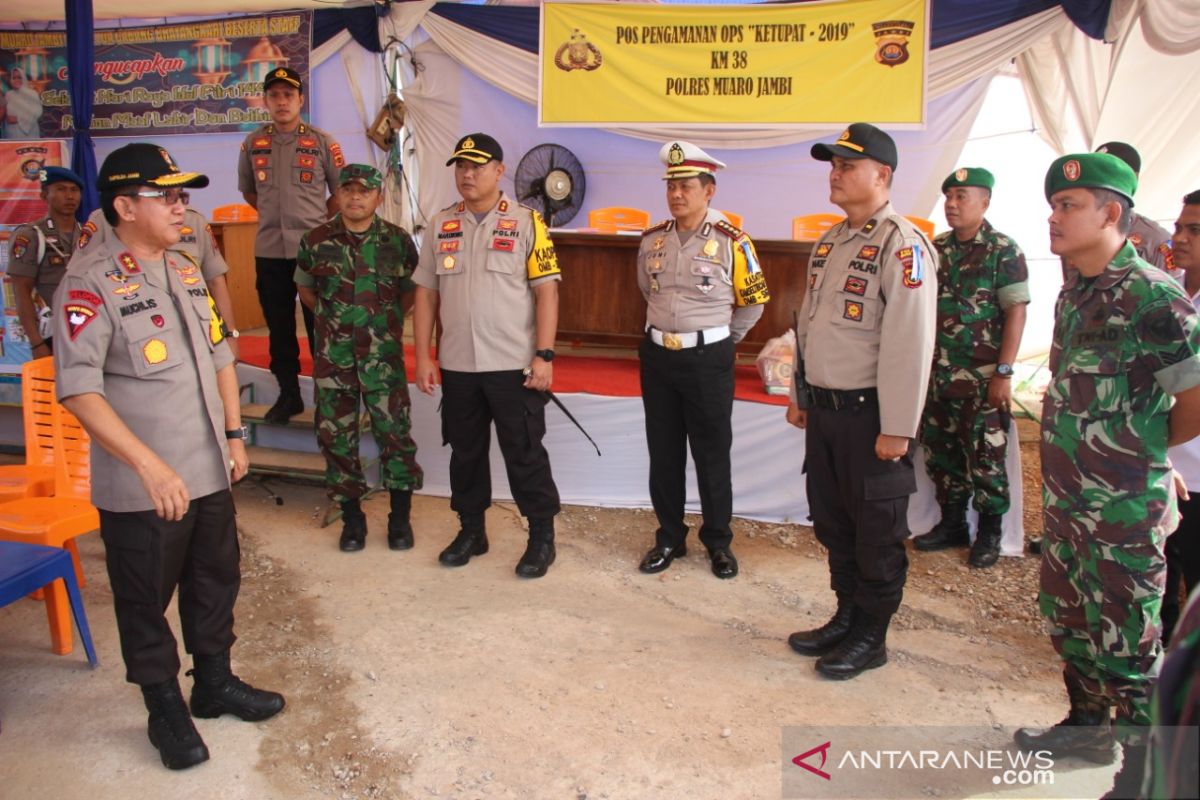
left=1094, top=141, right=1141, bottom=175
left=659, top=141, right=726, bottom=180
left=811, top=122, right=898, bottom=170
left=1044, top=153, right=1137, bottom=206
left=40, top=166, right=84, bottom=190
left=941, top=167, right=994, bottom=194
left=98, top=143, right=210, bottom=191
left=339, top=163, right=382, bottom=190
left=446, top=133, right=503, bottom=166
left=263, top=66, right=303, bottom=93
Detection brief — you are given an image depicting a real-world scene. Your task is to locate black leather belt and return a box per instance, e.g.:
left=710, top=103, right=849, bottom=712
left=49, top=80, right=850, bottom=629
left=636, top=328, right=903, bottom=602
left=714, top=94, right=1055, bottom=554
left=809, top=385, right=878, bottom=411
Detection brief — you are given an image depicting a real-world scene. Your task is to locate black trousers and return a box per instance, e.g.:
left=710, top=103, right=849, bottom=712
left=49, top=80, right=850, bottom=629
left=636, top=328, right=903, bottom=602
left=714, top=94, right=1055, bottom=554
left=99, top=489, right=239, bottom=686
left=440, top=369, right=560, bottom=519
left=805, top=396, right=915, bottom=619
left=1163, top=493, right=1200, bottom=644
left=639, top=335, right=735, bottom=551
left=255, top=256, right=315, bottom=382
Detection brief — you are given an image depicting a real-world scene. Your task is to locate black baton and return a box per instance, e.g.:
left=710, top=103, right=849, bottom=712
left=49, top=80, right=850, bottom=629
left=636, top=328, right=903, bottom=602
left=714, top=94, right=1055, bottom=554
left=524, top=368, right=601, bottom=457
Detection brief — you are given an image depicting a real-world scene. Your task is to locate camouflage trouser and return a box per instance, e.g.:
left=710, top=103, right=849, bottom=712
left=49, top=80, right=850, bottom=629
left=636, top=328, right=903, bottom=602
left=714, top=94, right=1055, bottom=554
left=315, top=376, right=423, bottom=503
left=1039, top=516, right=1165, bottom=738
left=921, top=391, right=1010, bottom=514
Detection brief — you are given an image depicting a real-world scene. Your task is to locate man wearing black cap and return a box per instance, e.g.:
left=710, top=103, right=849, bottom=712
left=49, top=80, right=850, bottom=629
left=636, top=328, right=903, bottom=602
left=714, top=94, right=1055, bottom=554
left=784, top=123, right=937, bottom=680
left=412, top=133, right=563, bottom=578
left=54, top=143, right=284, bottom=771
left=237, top=66, right=343, bottom=423
left=1094, top=141, right=1175, bottom=273
left=7, top=165, right=82, bottom=357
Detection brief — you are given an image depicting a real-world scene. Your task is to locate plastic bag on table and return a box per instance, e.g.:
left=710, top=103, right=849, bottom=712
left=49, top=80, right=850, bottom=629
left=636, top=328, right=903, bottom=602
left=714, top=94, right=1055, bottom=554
left=755, top=329, right=795, bottom=396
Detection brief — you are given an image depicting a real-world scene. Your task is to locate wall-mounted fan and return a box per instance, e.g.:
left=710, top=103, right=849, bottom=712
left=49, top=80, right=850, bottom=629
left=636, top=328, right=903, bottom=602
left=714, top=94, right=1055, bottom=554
left=514, top=143, right=586, bottom=227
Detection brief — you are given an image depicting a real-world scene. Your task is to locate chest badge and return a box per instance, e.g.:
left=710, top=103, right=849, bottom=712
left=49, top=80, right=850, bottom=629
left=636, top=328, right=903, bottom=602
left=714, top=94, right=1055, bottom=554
left=442, top=255, right=456, bottom=271
left=702, top=239, right=719, bottom=257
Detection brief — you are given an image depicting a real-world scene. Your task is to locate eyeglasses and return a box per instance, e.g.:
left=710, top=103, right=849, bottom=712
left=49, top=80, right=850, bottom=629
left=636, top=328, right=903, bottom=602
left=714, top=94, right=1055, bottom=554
left=123, top=188, right=190, bottom=206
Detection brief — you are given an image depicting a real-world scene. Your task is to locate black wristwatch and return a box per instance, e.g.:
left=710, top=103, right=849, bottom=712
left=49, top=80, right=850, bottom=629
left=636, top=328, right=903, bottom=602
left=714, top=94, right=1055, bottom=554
left=225, top=426, right=249, bottom=440
left=535, top=349, right=556, bottom=362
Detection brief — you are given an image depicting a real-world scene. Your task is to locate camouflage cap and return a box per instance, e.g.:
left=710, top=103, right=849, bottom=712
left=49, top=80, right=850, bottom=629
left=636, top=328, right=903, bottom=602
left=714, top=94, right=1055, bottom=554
left=339, top=163, right=382, bottom=189
left=941, top=167, right=994, bottom=193
left=1044, top=153, right=1137, bottom=206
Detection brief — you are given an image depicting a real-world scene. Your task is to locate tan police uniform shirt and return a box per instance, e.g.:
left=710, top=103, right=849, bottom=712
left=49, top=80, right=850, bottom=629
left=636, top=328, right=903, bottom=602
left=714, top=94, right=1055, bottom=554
left=412, top=193, right=561, bottom=372
left=52, top=235, right=234, bottom=513
left=7, top=216, right=79, bottom=305
left=74, top=208, right=229, bottom=282
left=637, top=207, right=769, bottom=342
left=236, top=122, right=342, bottom=259
left=794, top=202, right=937, bottom=438
left=1129, top=212, right=1175, bottom=273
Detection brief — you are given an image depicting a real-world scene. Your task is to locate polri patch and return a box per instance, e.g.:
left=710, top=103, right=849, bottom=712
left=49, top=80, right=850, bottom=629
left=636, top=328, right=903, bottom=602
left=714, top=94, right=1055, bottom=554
left=69, top=289, right=102, bottom=306
left=857, top=245, right=879, bottom=261
left=497, top=218, right=518, bottom=232
left=815, top=242, right=833, bottom=258
left=64, top=303, right=97, bottom=340
left=843, top=300, right=864, bottom=321
left=844, top=276, right=867, bottom=296
left=11, top=235, right=29, bottom=259
left=143, top=339, right=168, bottom=365
left=491, top=237, right=515, bottom=252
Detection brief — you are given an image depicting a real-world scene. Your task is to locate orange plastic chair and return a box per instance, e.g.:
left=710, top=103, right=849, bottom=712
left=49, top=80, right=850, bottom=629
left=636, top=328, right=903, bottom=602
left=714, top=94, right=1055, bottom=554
left=718, top=211, right=743, bottom=229
left=588, top=207, right=650, bottom=233
left=212, top=203, right=258, bottom=223
left=0, top=357, right=57, bottom=504
left=0, top=379, right=99, bottom=656
left=792, top=213, right=844, bottom=241
left=905, top=216, right=936, bottom=238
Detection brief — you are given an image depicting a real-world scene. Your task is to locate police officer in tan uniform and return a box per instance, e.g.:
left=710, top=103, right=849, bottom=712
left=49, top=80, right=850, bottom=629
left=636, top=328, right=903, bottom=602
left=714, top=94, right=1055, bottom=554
left=75, top=205, right=240, bottom=359
left=1094, top=142, right=1175, bottom=272
left=237, top=66, right=342, bottom=422
left=785, top=123, right=937, bottom=680
left=7, top=166, right=82, bottom=357
left=412, top=133, right=563, bottom=579
left=636, top=141, right=770, bottom=580
left=53, top=143, right=283, bottom=771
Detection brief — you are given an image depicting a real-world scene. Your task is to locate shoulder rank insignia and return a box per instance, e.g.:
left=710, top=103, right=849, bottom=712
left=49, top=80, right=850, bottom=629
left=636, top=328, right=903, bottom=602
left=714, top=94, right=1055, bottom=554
left=714, top=219, right=744, bottom=239
left=643, top=219, right=673, bottom=236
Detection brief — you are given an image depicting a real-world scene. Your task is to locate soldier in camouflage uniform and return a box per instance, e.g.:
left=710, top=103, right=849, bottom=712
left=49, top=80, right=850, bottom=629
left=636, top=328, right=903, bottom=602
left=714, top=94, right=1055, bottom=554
left=295, top=164, right=423, bottom=552
left=915, top=168, right=1029, bottom=568
left=1013, top=153, right=1200, bottom=800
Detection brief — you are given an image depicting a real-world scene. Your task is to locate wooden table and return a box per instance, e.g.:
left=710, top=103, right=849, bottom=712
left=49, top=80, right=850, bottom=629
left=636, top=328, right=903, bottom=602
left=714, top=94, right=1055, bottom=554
left=552, top=231, right=811, bottom=353
left=209, top=220, right=265, bottom=331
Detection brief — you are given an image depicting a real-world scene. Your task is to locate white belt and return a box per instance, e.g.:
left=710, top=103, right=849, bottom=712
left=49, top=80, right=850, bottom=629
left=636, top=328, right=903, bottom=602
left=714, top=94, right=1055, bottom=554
left=649, top=325, right=730, bottom=350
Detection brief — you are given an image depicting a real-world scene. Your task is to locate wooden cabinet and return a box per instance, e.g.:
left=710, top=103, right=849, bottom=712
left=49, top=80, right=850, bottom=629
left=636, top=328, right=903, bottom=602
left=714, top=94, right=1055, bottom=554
left=209, top=221, right=265, bottom=331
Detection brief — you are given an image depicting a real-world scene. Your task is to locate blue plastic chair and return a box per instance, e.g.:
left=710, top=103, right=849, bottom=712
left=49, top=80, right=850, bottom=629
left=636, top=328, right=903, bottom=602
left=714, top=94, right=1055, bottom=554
left=0, top=541, right=98, bottom=667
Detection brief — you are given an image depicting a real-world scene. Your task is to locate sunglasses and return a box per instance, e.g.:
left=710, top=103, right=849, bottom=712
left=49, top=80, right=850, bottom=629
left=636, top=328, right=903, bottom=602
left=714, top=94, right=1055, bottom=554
left=123, top=188, right=190, bottom=206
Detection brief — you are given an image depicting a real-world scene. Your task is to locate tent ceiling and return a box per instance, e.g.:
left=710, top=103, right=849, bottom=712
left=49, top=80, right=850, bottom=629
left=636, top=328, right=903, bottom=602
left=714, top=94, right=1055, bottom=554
left=2, top=0, right=368, bottom=23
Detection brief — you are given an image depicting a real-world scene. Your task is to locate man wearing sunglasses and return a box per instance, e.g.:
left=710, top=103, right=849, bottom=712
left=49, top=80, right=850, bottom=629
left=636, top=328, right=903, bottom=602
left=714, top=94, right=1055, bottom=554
left=53, top=143, right=284, bottom=771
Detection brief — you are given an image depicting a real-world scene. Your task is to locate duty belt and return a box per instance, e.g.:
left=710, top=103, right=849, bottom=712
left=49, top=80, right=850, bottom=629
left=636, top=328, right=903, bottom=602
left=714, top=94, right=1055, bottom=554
left=648, top=325, right=730, bottom=350
left=809, top=385, right=878, bottom=411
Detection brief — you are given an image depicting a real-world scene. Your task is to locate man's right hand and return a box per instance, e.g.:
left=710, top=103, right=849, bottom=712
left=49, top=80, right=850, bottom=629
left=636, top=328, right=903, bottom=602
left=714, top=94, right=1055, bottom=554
left=786, top=401, right=807, bottom=429
left=138, top=455, right=190, bottom=521
left=415, top=357, right=440, bottom=396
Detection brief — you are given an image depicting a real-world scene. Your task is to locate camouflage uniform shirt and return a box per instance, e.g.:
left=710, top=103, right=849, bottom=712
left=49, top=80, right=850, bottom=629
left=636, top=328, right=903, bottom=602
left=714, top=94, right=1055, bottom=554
left=930, top=219, right=1030, bottom=396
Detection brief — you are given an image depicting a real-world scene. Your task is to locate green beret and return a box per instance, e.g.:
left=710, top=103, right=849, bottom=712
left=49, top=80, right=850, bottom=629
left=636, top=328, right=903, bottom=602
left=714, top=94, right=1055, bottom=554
left=1044, top=153, right=1137, bottom=206
left=339, top=163, right=382, bottom=190
left=941, top=167, right=994, bottom=193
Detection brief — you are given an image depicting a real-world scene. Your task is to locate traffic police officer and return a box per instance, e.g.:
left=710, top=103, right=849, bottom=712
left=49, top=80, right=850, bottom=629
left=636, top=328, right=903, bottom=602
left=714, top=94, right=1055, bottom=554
left=915, top=167, right=1029, bottom=568
left=7, top=165, right=82, bottom=357
left=296, top=164, right=423, bottom=553
left=53, top=143, right=284, bottom=771
left=237, top=66, right=343, bottom=422
left=412, top=133, right=562, bottom=579
left=785, top=123, right=937, bottom=680
left=1014, top=154, right=1200, bottom=798
left=1095, top=141, right=1175, bottom=272
left=636, top=141, right=769, bottom=580
left=75, top=204, right=241, bottom=358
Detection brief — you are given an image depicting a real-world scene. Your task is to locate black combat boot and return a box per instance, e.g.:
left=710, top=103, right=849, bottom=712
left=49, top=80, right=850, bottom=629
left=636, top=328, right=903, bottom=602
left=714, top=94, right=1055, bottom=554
left=338, top=499, right=366, bottom=552
left=387, top=490, right=414, bottom=551
left=439, top=513, right=488, bottom=567
left=264, top=376, right=303, bottom=424
left=788, top=598, right=856, bottom=657
left=141, top=677, right=210, bottom=770
left=969, top=512, right=1003, bottom=568
left=1100, top=742, right=1148, bottom=799
left=1013, top=671, right=1118, bottom=764
left=815, top=611, right=889, bottom=679
left=516, top=516, right=556, bottom=578
left=188, top=650, right=285, bottom=722
left=914, top=501, right=970, bottom=551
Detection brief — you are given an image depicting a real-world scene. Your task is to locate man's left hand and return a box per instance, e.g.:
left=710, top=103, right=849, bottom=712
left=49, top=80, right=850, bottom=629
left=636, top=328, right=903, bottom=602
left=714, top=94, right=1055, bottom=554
left=229, top=438, right=249, bottom=483
left=988, top=375, right=1013, bottom=416
left=525, top=358, right=553, bottom=392
left=875, top=433, right=910, bottom=461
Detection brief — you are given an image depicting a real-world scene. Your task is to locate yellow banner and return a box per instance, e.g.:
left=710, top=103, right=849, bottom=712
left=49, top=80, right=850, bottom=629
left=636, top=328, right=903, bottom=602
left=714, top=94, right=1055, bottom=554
left=540, top=0, right=928, bottom=127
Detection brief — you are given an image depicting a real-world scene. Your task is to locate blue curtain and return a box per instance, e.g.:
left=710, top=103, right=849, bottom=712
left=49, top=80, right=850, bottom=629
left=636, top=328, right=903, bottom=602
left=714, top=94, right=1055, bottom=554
left=314, top=8, right=383, bottom=53
left=65, top=0, right=98, bottom=220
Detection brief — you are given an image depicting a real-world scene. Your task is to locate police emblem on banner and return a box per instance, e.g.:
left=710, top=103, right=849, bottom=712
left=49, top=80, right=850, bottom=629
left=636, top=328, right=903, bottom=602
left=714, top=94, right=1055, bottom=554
left=554, top=29, right=603, bottom=72
left=873, top=20, right=915, bottom=68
